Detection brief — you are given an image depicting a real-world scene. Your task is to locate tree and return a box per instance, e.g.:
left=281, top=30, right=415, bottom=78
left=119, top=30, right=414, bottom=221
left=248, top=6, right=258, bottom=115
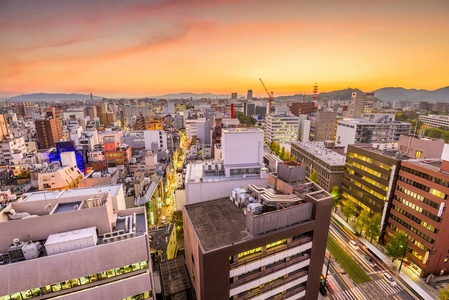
left=171, top=211, right=184, bottom=236
left=355, top=210, right=370, bottom=235
left=442, top=131, right=449, bottom=143
left=274, top=143, right=281, bottom=156
left=365, top=214, right=382, bottom=242
left=425, top=128, right=443, bottom=139
left=238, top=114, right=257, bottom=127
left=279, top=146, right=285, bottom=159
left=331, top=186, right=340, bottom=210
left=440, top=286, right=449, bottom=300
left=386, top=231, right=408, bottom=262
left=342, top=200, right=357, bottom=223
left=309, top=170, right=318, bottom=184
left=283, top=151, right=291, bottom=161
left=269, top=140, right=275, bottom=151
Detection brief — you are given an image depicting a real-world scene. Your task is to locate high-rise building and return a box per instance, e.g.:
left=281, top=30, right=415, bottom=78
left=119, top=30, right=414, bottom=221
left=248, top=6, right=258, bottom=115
left=35, top=116, right=63, bottom=149
left=386, top=159, right=449, bottom=277
left=183, top=161, right=333, bottom=300
left=0, top=114, right=10, bottom=141
left=231, top=93, right=238, bottom=100
left=289, top=102, right=317, bottom=116
left=308, top=112, right=337, bottom=141
left=264, top=113, right=300, bottom=145
left=247, top=89, right=253, bottom=100
left=349, top=92, right=374, bottom=119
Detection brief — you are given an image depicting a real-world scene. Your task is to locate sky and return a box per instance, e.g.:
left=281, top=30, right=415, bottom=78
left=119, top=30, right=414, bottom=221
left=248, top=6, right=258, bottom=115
left=1, top=0, right=448, bottom=98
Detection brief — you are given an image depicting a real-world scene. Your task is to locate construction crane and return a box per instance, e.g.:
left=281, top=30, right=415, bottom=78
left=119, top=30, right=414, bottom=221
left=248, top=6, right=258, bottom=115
left=259, top=78, right=274, bottom=114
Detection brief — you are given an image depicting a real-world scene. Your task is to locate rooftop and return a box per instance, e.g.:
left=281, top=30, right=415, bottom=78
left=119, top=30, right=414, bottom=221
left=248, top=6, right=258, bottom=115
left=292, top=141, right=346, bottom=166
left=405, top=159, right=443, bottom=173
left=184, top=198, right=251, bottom=252
left=222, top=128, right=263, bottom=134
left=338, top=118, right=411, bottom=126
left=22, top=184, right=123, bottom=202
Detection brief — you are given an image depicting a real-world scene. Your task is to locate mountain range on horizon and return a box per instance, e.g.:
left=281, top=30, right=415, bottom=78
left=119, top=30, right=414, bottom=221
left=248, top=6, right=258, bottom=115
left=2, top=86, right=448, bottom=102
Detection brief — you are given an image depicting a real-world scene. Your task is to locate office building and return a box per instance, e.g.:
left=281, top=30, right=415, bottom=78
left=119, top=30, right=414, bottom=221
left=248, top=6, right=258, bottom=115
left=348, top=92, right=373, bottom=119
left=247, top=90, right=253, bottom=101
left=0, top=189, right=154, bottom=300
left=0, top=114, right=9, bottom=142
left=35, top=116, right=63, bottom=149
left=289, top=102, right=317, bottom=116
left=397, top=135, right=445, bottom=159
left=308, top=112, right=337, bottom=142
left=419, top=114, right=449, bottom=129
left=264, top=113, right=300, bottom=145
left=291, top=141, right=346, bottom=192
left=386, top=159, right=449, bottom=277
left=183, top=161, right=333, bottom=300
left=336, top=118, right=411, bottom=150
left=37, top=163, right=84, bottom=191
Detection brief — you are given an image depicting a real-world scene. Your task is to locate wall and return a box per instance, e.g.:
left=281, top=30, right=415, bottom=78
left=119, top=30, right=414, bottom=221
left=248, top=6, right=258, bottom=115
left=335, top=123, right=356, bottom=151
left=222, top=130, right=264, bottom=166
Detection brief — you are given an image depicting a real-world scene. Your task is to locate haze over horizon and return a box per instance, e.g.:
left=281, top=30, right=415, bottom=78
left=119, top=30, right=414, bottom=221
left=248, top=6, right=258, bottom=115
left=1, top=0, right=448, bottom=98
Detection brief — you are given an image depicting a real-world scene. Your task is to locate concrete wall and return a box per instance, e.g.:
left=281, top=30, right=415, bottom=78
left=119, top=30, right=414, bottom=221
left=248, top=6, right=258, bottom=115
left=222, top=130, right=264, bottom=166
left=335, top=123, right=356, bottom=151
left=185, top=178, right=268, bottom=205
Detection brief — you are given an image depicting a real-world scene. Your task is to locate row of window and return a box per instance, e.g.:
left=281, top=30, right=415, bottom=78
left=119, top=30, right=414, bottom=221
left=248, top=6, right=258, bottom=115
left=343, top=175, right=386, bottom=201
left=342, top=185, right=383, bottom=211
left=0, top=261, right=148, bottom=300
left=347, top=152, right=392, bottom=171
left=346, top=168, right=388, bottom=191
left=392, top=205, right=437, bottom=233
left=120, top=291, right=153, bottom=300
left=388, top=224, right=429, bottom=252
left=390, top=214, right=434, bottom=244
left=399, top=176, right=446, bottom=199
left=394, top=195, right=440, bottom=223
left=401, top=166, right=449, bottom=188
left=346, top=159, right=389, bottom=181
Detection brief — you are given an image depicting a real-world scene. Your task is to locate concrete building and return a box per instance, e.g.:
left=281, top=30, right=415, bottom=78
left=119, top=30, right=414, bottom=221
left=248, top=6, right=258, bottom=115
left=35, top=117, right=63, bottom=149
left=419, top=114, right=449, bottom=129
left=185, top=128, right=268, bottom=205
left=307, top=112, right=337, bottom=142
left=336, top=118, right=411, bottom=151
left=348, top=92, right=373, bottom=119
left=291, top=141, right=346, bottom=192
left=289, top=102, right=316, bottom=116
left=37, top=164, right=84, bottom=191
left=386, top=159, right=449, bottom=277
left=183, top=161, right=333, bottom=300
left=0, top=136, right=27, bottom=164
left=0, top=190, right=154, bottom=300
left=143, top=130, right=167, bottom=152
left=397, top=135, right=445, bottom=159
left=264, top=113, right=300, bottom=145
left=0, top=114, right=10, bottom=142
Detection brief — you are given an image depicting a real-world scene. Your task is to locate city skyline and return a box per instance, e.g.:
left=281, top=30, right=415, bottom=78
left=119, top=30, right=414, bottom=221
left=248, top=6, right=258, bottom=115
left=1, top=0, right=448, bottom=98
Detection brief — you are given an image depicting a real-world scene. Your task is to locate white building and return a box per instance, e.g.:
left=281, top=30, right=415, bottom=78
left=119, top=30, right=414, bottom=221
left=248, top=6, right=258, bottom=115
left=143, top=130, right=167, bottom=152
left=419, top=114, right=449, bottom=129
left=185, top=128, right=268, bottom=205
left=336, top=118, right=412, bottom=151
left=0, top=136, right=27, bottom=164
left=264, top=113, right=300, bottom=144
left=348, top=92, right=373, bottom=119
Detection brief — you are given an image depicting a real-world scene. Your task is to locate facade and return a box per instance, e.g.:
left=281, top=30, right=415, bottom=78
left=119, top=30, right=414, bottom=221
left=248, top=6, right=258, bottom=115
left=397, top=135, right=444, bottom=159
left=0, top=190, right=154, bottom=300
left=291, top=141, right=346, bottom=192
left=289, top=102, right=316, bottom=116
left=419, top=114, right=449, bottom=129
left=38, top=164, right=84, bottom=191
left=348, top=92, right=373, bottom=119
left=386, top=159, right=449, bottom=278
left=143, top=130, right=168, bottom=152
left=336, top=118, right=411, bottom=150
left=105, top=145, right=132, bottom=165
left=35, top=117, right=63, bottom=149
left=264, top=113, right=300, bottom=145
left=0, top=114, right=9, bottom=141
left=342, top=145, right=403, bottom=233
left=183, top=162, right=333, bottom=300
left=0, top=136, right=27, bottom=164
left=307, top=112, right=337, bottom=142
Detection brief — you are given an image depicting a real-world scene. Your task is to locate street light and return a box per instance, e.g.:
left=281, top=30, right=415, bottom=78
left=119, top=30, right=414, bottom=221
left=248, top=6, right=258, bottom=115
left=398, top=245, right=408, bottom=273
left=325, top=254, right=337, bottom=283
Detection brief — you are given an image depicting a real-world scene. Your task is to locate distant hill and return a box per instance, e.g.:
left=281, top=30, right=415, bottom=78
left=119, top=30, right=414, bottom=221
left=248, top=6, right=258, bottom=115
left=5, top=93, right=104, bottom=101
left=372, top=87, right=449, bottom=102
left=277, top=88, right=365, bottom=102
left=156, top=92, right=229, bottom=99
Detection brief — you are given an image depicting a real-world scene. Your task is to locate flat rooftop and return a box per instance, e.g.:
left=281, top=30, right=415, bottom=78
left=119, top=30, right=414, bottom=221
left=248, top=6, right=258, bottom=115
left=185, top=162, right=263, bottom=183
left=22, top=184, right=122, bottom=202
left=292, top=142, right=345, bottom=166
left=184, top=198, right=251, bottom=252
left=338, top=118, right=411, bottom=126
left=405, top=159, right=443, bottom=173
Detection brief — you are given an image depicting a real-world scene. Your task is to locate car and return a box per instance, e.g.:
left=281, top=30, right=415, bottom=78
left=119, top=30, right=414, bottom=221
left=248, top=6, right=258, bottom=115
left=349, top=240, right=359, bottom=250
left=365, top=255, right=376, bottom=268
left=161, top=216, right=166, bottom=223
left=382, top=272, right=397, bottom=287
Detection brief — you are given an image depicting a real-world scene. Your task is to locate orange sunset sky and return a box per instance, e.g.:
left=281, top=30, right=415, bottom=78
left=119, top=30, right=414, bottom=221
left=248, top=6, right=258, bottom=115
left=1, top=0, right=448, bottom=98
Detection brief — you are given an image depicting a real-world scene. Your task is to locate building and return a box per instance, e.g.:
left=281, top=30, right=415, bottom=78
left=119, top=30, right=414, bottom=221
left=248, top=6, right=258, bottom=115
left=336, top=118, right=411, bottom=150
left=143, top=130, right=168, bottom=152
left=0, top=114, right=10, bottom=141
left=308, top=112, right=337, bottom=141
left=35, top=117, right=63, bottom=149
left=348, top=92, right=373, bottom=119
left=247, top=90, right=253, bottom=101
left=37, top=164, right=84, bottom=191
left=289, top=102, right=317, bottom=116
left=183, top=161, right=333, bottom=300
left=0, top=190, right=155, bottom=299
left=185, top=128, right=268, bottom=205
left=264, top=113, right=300, bottom=145
left=291, top=141, right=346, bottom=192
left=385, top=159, right=449, bottom=278
left=419, top=114, right=449, bottom=129
left=0, top=136, right=27, bottom=164
left=145, top=116, right=164, bottom=131
left=104, top=141, right=132, bottom=166
left=397, top=135, right=445, bottom=159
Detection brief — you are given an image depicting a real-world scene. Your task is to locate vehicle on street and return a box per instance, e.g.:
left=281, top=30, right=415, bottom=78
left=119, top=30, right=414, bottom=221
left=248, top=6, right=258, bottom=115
left=161, top=216, right=166, bottom=223
left=349, top=240, right=359, bottom=250
left=365, top=255, right=376, bottom=268
left=382, top=272, right=397, bottom=287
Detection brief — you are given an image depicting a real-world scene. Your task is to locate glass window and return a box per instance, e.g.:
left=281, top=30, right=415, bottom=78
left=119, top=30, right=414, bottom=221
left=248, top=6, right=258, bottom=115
left=9, top=294, right=22, bottom=300
left=41, top=286, right=52, bottom=295
left=51, top=283, right=62, bottom=292
left=107, top=269, right=116, bottom=278
left=80, top=277, right=90, bottom=285
left=70, top=279, right=80, bottom=288
left=140, top=261, right=148, bottom=269
left=88, top=274, right=98, bottom=283
left=20, top=291, right=32, bottom=299
left=0, top=296, right=11, bottom=300
left=61, top=281, right=71, bottom=290
left=98, top=272, right=107, bottom=280
left=124, top=265, right=132, bottom=273
left=115, top=267, right=125, bottom=275
left=132, top=263, right=140, bottom=272
left=31, top=288, right=42, bottom=297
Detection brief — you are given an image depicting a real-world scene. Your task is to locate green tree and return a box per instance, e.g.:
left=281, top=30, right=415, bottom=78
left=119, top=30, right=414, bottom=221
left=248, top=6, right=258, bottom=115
left=440, top=286, right=449, bottom=300
left=365, top=214, right=382, bottom=242
left=283, top=150, right=291, bottom=161
left=238, top=114, right=257, bottom=127
left=441, top=131, right=449, bottom=143
left=270, top=140, right=275, bottom=151
left=386, top=232, right=408, bottom=262
left=309, top=170, right=318, bottom=184
left=279, top=146, right=285, bottom=159
left=171, top=211, right=184, bottom=236
left=331, top=186, right=340, bottom=211
left=355, top=210, right=370, bottom=235
left=425, top=128, right=443, bottom=139
left=342, top=200, right=357, bottom=223
left=274, top=143, right=281, bottom=156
